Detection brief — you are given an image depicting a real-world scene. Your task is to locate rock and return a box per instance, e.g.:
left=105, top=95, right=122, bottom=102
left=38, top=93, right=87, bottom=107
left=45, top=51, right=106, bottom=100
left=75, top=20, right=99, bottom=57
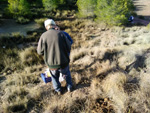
left=104, top=98, right=109, bottom=102
left=7, top=70, right=11, bottom=74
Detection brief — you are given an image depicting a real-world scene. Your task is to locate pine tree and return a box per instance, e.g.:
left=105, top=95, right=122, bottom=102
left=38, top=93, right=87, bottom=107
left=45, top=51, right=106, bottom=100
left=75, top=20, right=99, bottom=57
left=18, top=0, right=31, bottom=16
left=77, top=0, right=97, bottom=18
left=42, top=0, right=59, bottom=11
left=95, top=0, right=134, bottom=25
left=8, top=0, right=19, bottom=16
left=8, top=0, right=31, bottom=17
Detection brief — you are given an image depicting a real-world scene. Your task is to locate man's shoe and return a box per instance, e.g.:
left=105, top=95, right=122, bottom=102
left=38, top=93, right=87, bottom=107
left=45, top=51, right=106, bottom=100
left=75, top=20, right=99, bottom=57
left=57, top=91, right=62, bottom=95
left=67, top=87, right=73, bottom=92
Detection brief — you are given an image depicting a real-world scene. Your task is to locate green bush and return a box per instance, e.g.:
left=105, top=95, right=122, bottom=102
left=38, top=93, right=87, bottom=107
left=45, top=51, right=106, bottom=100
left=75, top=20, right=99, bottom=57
left=42, top=0, right=59, bottom=11
left=35, top=18, right=47, bottom=28
left=77, top=0, right=96, bottom=18
left=77, top=0, right=134, bottom=25
left=147, top=23, right=150, bottom=30
left=16, top=16, right=30, bottom=24
left=8, top=0, right=31, bottom=18
left=95, top=0, right=134, bottom=26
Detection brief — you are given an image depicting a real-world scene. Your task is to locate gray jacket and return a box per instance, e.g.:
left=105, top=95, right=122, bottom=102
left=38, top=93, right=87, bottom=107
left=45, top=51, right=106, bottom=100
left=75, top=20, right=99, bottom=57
left=37, top=29, right=71, bottom=69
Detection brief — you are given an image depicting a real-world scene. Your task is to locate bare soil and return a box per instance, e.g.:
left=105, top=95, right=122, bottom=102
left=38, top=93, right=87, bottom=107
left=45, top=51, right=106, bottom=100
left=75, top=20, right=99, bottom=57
left=0, top=19, right=40, bottom=36
left=133, top=0, right=150, bottom=25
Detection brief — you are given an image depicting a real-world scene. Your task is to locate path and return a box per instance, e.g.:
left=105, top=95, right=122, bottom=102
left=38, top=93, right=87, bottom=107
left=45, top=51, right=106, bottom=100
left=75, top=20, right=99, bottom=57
left=133, top=0, right=150, bottom=19
left=133, top=0, right=150, bottom=25
left=0, top=19, right=40, bottom=36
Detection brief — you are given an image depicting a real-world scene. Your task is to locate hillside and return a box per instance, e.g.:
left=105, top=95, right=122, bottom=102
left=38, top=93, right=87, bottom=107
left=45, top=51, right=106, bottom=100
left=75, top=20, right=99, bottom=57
left=0, top=0, right=150, bottom=113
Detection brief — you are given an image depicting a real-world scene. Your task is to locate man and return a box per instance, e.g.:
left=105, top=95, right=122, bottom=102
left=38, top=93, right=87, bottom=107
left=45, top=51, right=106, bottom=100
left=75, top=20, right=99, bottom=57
left=55, top=26, right=73, bottom=45
left=37, top=19, right=73, bottom=95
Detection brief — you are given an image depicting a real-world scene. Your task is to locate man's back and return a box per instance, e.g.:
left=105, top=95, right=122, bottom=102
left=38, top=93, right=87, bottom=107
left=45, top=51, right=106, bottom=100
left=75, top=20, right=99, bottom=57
left=37, top=29, right=71, bottom=69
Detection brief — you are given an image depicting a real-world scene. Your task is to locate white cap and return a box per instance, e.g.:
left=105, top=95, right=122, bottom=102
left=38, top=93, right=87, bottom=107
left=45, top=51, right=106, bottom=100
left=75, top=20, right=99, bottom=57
left=44, top=19, right=56, bottom=27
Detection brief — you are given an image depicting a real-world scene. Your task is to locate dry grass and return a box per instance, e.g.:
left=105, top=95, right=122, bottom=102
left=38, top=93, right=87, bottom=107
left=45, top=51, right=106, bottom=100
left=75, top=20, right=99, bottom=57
left=101, top=72, right=127, bottom=113
left=1, top=71, right=42, bottom=113
left=19, top=47, right=43, bottom=66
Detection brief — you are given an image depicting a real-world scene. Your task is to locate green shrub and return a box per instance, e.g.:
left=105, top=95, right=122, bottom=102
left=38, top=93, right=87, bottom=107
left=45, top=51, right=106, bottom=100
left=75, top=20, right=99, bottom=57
left=95, top=0, right=134, bottom=26
left=8, top=0, right=31, bottom=18
left=16, top=16, right=30, bottom=24
left=35, top=18, right=47, bottom=28
left=147, top=23, right=150, bottom=30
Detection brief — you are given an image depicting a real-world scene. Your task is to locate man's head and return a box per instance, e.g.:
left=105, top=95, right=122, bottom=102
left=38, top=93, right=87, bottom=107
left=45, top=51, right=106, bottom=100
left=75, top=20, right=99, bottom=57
left=44, top=19, right=56, bottom=30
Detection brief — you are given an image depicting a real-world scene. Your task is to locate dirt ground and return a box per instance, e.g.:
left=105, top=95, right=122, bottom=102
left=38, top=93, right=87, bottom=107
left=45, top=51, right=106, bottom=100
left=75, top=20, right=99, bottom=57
left=0, top=19, right=40, bottom=36
left=133, top=0, right=150, bottom=25
left=133, top=0, right=150, bottom=18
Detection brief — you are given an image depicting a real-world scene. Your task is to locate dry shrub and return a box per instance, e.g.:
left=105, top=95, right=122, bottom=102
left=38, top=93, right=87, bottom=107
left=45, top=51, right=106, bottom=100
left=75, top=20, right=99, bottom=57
left=139, top=73, right=150, bottom=94
left=90, top=78, right=103, bottom=99
left=129, top=73, right=150, bottom=113
left=44, top=91, right=86, bottom=113
left=118, top=50, right=136, bottom=70
left=0, top=48, right=21, bottom=72
left=2, top=71, right=42, bottom=113
left=90, top=47, right=107, bottom=59
left=74, top=56, right=95, bottom=67
left=101, top=72, right=128, bottom=113
left=2, top=86, right=28, bottom=113
left=19, top=47, right=43, bottom=66
left=5, top=72, right=40, bottom=87
left=2, top=85, right=42, bottom=113
left=96, top=60, right=112, bottom=76
left=71, top=48, right=87, bottom=62
left=73, top=72, right=82, bottom=85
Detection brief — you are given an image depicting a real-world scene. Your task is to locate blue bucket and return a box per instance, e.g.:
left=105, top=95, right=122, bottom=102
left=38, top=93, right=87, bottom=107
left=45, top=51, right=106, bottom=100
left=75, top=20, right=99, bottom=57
left=41, top=73, right=52, bottom=83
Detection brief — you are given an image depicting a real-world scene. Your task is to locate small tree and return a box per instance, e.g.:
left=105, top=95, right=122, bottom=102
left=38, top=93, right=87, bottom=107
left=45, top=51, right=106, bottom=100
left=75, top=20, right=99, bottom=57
left=77, top=0, right=97, bottom=18
left=42, top=0, right=59, bottom=11
left=18, top=0, right=31, bottom=16
left=8, top=0, right=19, bottom=16
left=8, top=0, right=31, bottom=17
left=95, top=0, right=134, bottom=26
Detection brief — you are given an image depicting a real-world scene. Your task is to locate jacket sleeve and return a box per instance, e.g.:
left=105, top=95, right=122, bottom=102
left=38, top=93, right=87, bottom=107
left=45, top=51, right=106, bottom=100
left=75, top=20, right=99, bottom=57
left=61, top=32, right=71, bottom=53
left=65, top=35, right=71, bottom=53
left=63, top=32, right=73, bottom=45
left=37, top=36, right=44, bottom=55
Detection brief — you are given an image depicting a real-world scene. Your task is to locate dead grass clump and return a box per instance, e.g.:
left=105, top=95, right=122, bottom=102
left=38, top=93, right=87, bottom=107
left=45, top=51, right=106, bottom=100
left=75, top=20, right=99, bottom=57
left=2, top=71, right=42, bottom=113
left=2, top=86, right=28, bottom=113
left=2, top=85, right=42, bottom=113
left=130, top=91, right=150, bottom=113
left=139, top=73, right=150, bottom=94
left=35, top=18, right=48, bottom=28
left=19, top=47, right=43, bottom=66
left=96, top=60, right=112, bottom=77
left=44, top=92, right=88, bottom=113
left=73, top=72, right=82, bottom=85
left=71, top=48, right=87, bottom=62
left=129, top=73, right=150, bottom=113
left=90, top=78, right=103, bottom=99
left=6, top=73, right=40, bottom=86
left=101, top=72, right=128, bottom=113
left=0, top=48, right=21, bottom=73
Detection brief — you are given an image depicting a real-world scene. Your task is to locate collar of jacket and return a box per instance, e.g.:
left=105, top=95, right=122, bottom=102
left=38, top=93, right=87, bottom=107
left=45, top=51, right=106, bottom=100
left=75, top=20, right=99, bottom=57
left=48, top=28, right=55, bottom=30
